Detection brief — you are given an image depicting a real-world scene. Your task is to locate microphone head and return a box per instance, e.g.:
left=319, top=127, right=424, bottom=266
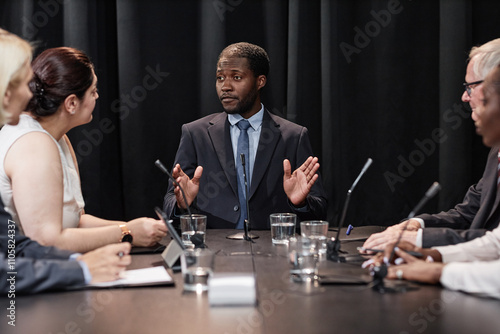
left=155, top=159, right=169, bottom=174
left=155, top=159, right=192, bottom=216
left=349, top=157, right=373, bottom=192
left=155, top=159, right=183, bottom=191
left=425, top=182, right=441, bottom=198
left=363, top=158, right=373, bottom=171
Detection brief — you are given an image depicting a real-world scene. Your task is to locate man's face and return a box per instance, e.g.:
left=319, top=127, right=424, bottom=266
left=216, top=56, right=265, bottom=118
left=474, top=70, right=500, bottom=147
left=462, top=56, right=484, bottom=122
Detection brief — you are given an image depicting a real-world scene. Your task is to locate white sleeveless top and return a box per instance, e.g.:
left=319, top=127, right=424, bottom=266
left=0, top=114, right=85, bottom=233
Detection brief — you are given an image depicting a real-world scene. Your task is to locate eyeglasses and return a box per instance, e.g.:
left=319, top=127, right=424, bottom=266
left=463, top=80, right=484, bottom=97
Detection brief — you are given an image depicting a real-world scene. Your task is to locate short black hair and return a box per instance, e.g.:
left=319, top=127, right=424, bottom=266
left=218, top=42, right=270, bottom=77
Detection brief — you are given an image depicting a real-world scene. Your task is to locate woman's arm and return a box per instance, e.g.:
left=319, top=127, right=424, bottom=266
left=5, top=132, right=166, bottom=253
left=5, top=132, right=124, bottom=252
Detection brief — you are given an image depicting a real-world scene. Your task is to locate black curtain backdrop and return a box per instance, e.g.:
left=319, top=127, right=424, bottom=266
left=1, top=0, right=498, bottom=228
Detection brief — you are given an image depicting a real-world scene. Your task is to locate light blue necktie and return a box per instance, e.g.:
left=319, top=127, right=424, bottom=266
left=236, top=119, right=251, bottom=229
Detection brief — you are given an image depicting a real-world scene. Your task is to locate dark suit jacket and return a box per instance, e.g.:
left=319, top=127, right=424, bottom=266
left=0, top=198, right=85, bottom=294
left=164, top=110, right=328, bottom=229
left=419, top=147, right=500, bottom=247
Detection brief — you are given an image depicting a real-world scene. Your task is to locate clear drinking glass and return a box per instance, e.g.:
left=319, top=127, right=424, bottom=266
left=270, top=213, right=297, bottom=244
left=288, top=236, right=321, bottom=282
left=300, top=220, right=329, bottom=260
left=180, top=214, right=207, bottom=248
left=181, top=248, right=215, bottom=292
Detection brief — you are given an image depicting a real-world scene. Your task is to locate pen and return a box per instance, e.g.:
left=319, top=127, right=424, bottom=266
left=346, top=224, right=354, bottom=235
left=357, top=247, right=423, bottom=258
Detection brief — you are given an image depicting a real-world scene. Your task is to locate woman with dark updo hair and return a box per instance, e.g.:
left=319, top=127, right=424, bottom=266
left=28, top=47, right=95, bottom=118
left=0, top=47, right=167, bottom=253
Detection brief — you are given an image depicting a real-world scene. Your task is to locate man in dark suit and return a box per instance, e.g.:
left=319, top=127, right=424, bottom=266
left=1, top=197, right=131, bottom=294
left=363, top=38, right=500, bottom=250
left=363, top=66, right=500, bottom=299
left=163, top=42, right=327, bottom=229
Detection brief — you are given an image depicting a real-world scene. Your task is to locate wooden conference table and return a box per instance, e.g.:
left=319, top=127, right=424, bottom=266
left=2, top=227, right=500, bottom=334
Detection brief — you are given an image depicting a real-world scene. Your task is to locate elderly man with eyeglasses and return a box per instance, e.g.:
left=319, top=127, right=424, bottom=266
left=363, top=38, right=500, bottom=251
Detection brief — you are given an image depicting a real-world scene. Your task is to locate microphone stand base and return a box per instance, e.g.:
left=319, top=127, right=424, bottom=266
left=326, top=253, right=347, bottom=263
left=372, top=280, right=420, bottom=294
left=226, top=232, right=260, bottom=240
left=371, top=265, right=419, bottom=293
left=326, top=239, right=347, bottom=262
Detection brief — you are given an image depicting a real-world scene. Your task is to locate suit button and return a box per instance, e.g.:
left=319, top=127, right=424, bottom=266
left=234, top=205, right=239, bottom=212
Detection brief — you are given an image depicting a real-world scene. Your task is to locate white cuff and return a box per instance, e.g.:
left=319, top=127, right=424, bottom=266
left=415, top=228, right=423, bottom=248
left=70, top=253, right=92, bottom=284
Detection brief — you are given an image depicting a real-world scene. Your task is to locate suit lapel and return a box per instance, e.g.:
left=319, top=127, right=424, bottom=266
left=249, top=110, right=281, bottom=198
left=484, top=147, right=500, bottom=223
left=207, top=113, right=239, bottom=196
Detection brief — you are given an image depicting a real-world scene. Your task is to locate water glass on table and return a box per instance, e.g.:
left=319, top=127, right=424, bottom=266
left=180, top=214, right=207, bottom=248
left=181, top=248, right=215, bottom=292
left=300, top=220, right=329, bottom=260
left=288, top=236, right=321, bottom=282
left=270, top=213, right=297, bottom=244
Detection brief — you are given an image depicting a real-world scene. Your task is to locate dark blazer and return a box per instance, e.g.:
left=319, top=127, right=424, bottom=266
left=419, top=147, right=500, bottom=247
left=164, top=110, right=328, bottom=229
left=0, top=198, right=85, bottom=294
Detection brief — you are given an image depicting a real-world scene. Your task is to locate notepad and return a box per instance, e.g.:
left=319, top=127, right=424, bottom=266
left=88, top=266, right=174, bottom=288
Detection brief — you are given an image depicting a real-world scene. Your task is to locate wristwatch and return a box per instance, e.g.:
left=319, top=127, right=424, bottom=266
left=119, top=224, right=133, bottom=244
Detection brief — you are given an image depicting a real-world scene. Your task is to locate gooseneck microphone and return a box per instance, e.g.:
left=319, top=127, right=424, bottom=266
left=407, top=182, right=442, bottom=219
left=156, top=159, right=209, bottom=248
left=155, top=159, right=192, bottom=217
left=227, top=154, right=259, bottom=241
left=372, top=181, right=441, bottom=293
left=241, top=154, right=254, bottom=242
left=327, top=158, right=373, bottom=262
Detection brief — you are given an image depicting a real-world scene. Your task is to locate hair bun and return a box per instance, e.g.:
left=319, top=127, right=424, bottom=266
left=33, top=74, right=44, bottom=97
left=29, top=74, right=56, bottom=114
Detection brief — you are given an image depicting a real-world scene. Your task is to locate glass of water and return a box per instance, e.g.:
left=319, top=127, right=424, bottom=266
left=300, top=220, right=329, bottom=261
left=288, top=236, right=320, bottom=282
left=180, top=214, right=207, bottom=248
left=181, top=248, right=215, bottom=292
left=270, top=213, right=297, bottom=244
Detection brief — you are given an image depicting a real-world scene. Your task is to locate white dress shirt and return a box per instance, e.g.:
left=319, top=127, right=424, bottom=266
left=433, top=226, right=500, bottom=299
left=227, top=105, right=264, bottom=184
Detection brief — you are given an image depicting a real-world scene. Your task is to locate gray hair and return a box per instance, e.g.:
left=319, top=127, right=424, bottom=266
left=469, top=38, right=500, bottom=80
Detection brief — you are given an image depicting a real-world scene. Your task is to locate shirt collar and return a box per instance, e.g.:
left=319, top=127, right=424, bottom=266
left=228, top=104, right=264, bottom=131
